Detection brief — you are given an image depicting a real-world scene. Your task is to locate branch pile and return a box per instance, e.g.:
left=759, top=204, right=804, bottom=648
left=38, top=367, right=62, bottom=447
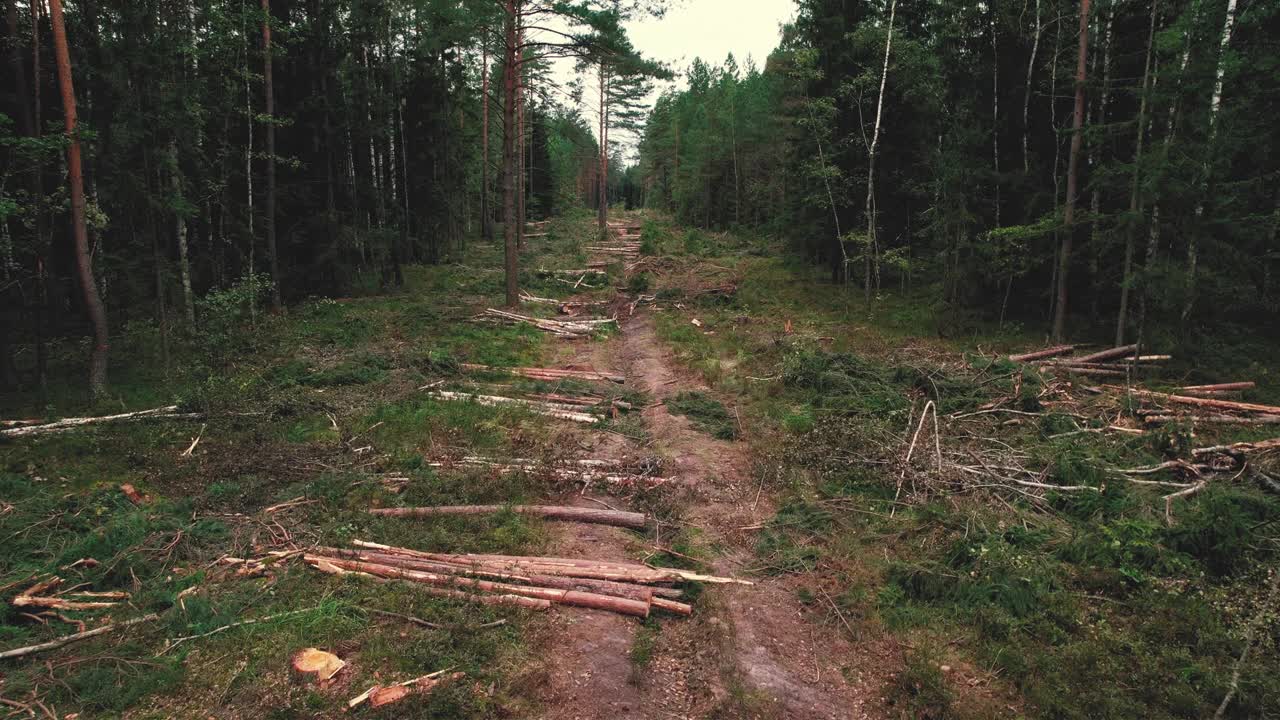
left=306, top=540, right=750, bottom=618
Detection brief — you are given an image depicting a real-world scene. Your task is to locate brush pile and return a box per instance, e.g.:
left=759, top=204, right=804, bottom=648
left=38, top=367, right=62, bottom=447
left=305, top=540, right=749, bottom=618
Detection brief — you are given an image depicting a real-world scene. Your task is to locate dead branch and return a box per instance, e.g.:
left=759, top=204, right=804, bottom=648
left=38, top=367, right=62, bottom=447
left=1, top=406, right=202, bottom=437
left=0, top=613, right=159, bottom=661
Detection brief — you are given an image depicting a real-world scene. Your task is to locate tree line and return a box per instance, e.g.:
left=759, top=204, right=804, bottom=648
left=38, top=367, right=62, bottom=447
left=636, top=0, right=1279, bottom=346
left=1, top=0, right=669, bottom=398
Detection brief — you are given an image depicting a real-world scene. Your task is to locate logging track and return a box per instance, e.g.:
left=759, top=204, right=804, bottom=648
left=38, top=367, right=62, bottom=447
left=532, top=220, right=888, bottom=719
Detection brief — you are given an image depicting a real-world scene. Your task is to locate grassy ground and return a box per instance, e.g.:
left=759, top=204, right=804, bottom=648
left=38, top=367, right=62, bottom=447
left=0, top=212, right=638, bottom=718
left=638, top=215, right=1280, bottom=719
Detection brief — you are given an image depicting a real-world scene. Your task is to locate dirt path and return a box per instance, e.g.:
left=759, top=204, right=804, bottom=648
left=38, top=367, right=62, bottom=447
left=532, top=218, right=889, bottom=719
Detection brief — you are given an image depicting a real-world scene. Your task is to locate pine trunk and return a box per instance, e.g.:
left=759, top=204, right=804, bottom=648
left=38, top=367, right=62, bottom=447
left=261, top=0, right=281, bottom=311
left=49, top=0, right=109, bottom=398
left=501, top=2, right=519, bottom=306
left=1052, top=0, right=1090, bottom=342
left=1117, top=0, right=1157, bottom=345
left=481, top=42, right=492, bottom=240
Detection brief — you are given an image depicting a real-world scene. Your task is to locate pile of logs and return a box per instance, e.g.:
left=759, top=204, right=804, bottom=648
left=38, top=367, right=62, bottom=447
left=459, top=363, right=626, bottom=384
left=585, top=241, right=641, bottom=260
left=483, top=308, right=617, bottom=338
left=1009, top=344, right=1170, bottom=377
left=427, top=390, right=602, bottom=423
left=1125, top=387, right=1280, bottom=426
left=425, top=455, right=669, bottom=489
left=305, top=540, right=750, bottom=618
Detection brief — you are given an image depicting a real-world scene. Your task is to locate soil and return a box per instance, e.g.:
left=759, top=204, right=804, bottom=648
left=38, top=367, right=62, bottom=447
left=531, top=227, right=896, bottom=719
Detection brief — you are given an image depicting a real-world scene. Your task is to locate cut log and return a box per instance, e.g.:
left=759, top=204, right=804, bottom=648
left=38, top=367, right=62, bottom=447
left=1180, top=382, right=1256, bottom=393
left=304, top=556, right=551, bottom=610
left=1043, top=366, right=1129, bottom=377
left=1191, top=437, right=1280, bottom=456
left=369, top=505, right=647, bottom=529
left=308, top=555, right=651, bottom=617
left=1008, top=345, right=1076, bottom=363
left=351, top=542, right=751, bottom=586
left=1143, top=414, right=1280, bottom=425
left=315, top=547, right=657, bottom=603
left=0, top=406, right=202, bottom=438
left=651, top=597, right=694, bottom=616
left=1072, top=344, right=1139, bottom=363
left=459, top=363, right=625, bottom=384
left=1126, top=389, right=1280, bottom=416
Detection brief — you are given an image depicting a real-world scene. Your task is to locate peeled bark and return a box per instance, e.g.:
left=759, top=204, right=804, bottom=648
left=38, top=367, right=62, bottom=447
left=370, top=505, right=647, bottom=529
left=48, top=0, right=109, bottom=399
left=1051, top=0, right=1090, bottom=342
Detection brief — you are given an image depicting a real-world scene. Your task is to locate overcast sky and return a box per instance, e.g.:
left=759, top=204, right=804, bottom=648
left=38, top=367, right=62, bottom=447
left=551, top=0, right=797, bottom=155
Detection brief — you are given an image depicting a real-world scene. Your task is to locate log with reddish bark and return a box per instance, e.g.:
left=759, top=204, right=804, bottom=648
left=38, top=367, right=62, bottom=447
left=1180, top=382, right=1256, bottom=393
left=1072, top=344, right=1139, bottom=363
left=1126, top=389, right=1280, bottom=416
left=349, top=669, right=465, bottom=709
left=1009, top=345, right=1076, bottom=363
left=310, top=555, right=652, bottom=617
left=369, top=504, right=647, bottom=529
left=304, top=555, right=551, bottom=610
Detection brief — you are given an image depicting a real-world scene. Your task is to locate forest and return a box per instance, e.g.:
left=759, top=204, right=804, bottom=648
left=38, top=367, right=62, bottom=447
left=1, top=0, right=1279, bottom=719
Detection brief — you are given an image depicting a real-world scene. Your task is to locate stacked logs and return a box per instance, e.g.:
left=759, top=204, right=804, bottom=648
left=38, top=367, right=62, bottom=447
left=1008, top=344, right=1170, bottom=378
left=459, top=363, right=626, bottom=384
left=483, top=308, right=616, bottom=338
left=426, top=390, right=633, bottom=424
left=1125, top=388, right=1280, bottom=426
left=305, top=541, right=750, bottom=618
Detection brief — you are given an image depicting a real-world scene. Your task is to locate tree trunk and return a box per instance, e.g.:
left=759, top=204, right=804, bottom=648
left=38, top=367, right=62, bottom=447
left=597, top=58, right=608, bottom=233
left=1087, top=4, right=1113, bottom=319
left=1117, top=0, right=1157, bottom=345
left=481, top=41, right=492, bottom=240
left=261, top=0, right=281, bottom=311
left=864, top=0, right=897, bottom=310
left=517, top=38, right=526, bottom=249
left=169, top=141, right=195, bottom=325
left=501, top=2, right=519, bottom=306
left=1140, top=0, right=1196, bottom=345
left=1183, top=0, right=1237, bottom=322
left=48, top=0, right=108, bottom=398
left=1051, top=0, right=1089, bottom=343
left=1022, top=0, right=1040, bottom=175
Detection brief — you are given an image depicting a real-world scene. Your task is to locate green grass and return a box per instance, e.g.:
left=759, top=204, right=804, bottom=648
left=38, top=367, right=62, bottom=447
left=639, top=229, right=1280, bottom=719
left=666, top=391, right=739, bottom=440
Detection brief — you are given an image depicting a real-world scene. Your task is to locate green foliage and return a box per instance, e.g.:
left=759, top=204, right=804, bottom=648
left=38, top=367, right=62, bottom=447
left=666, top=391, right=738, bottom=440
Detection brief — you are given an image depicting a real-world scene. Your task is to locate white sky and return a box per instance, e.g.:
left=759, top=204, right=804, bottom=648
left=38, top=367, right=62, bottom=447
left=550, top=0, right=797, bottom=154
